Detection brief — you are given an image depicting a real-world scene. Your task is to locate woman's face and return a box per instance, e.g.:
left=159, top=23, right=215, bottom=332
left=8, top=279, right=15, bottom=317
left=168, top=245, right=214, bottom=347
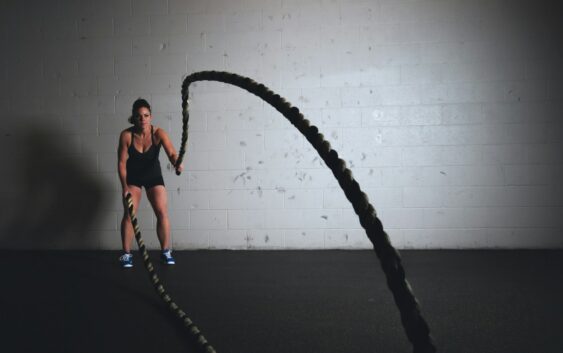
left=134, top=107, right=152, bottom=128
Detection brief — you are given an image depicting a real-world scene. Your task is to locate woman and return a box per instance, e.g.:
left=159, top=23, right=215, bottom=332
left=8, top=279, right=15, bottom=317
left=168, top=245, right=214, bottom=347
left=117, top=98, right=183, bottom=268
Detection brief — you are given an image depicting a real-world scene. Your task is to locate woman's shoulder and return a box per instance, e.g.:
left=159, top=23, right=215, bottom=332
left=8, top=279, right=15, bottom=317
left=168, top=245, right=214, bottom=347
left=120, top=127, right=133, bottom=135
left=119, top=127, right=133, bottom=142
left=153, top=125, right=169, bottom=138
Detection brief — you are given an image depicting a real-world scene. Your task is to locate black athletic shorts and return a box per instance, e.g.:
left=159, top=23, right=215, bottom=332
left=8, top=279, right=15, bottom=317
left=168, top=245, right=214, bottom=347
left=126, top=175, right=165, bottom=189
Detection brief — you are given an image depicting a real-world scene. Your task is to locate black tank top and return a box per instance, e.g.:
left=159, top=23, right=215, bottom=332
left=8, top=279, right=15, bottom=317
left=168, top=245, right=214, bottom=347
left=126, top=126, right=163, bottom=182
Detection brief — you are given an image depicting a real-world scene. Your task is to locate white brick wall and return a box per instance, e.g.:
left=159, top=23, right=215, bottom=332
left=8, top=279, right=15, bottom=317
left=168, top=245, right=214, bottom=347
left=0, top=0, right=561, bottom=250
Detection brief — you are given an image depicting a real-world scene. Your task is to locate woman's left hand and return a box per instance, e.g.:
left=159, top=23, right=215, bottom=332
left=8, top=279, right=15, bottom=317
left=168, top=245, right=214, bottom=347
left=175, top=163, right=184, bottom=173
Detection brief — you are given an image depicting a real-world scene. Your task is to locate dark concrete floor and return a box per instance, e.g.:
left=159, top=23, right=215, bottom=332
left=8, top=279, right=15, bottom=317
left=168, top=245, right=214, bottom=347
left=1, top=250, right=561, bottom=353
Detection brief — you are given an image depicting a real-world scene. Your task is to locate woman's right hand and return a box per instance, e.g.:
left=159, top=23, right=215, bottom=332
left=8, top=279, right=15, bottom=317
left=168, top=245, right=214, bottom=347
left=123, top=187, right=131, bottom=199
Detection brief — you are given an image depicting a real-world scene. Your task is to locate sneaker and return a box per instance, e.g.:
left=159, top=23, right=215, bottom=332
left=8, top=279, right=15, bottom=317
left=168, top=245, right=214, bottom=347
left=119, top=253, right=133, bottom=268
left=160, top=249, right=175, bottom=265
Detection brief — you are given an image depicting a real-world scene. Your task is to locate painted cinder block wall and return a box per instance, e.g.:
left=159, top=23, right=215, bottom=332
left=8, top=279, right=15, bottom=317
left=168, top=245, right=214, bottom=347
left=0, top=0, right=562, bottom=249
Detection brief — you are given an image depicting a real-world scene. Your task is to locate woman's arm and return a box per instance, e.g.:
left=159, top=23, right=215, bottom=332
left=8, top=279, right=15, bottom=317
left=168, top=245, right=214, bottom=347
left=117, top=130, right=130, bottom=195
left=157, top=128, right=184, bottom=173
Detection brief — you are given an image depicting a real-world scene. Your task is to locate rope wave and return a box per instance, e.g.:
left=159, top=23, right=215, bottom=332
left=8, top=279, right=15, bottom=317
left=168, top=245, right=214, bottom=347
left=125, top=70, right=436, bottom=353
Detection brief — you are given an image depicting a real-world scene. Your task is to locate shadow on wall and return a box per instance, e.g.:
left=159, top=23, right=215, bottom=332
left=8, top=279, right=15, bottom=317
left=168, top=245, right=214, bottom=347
left=0, top=124, right=107, bottom=249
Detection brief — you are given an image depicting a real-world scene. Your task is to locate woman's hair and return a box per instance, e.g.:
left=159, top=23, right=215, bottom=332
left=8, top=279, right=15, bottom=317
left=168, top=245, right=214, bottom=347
left=128, top=98, right=152, bottom=124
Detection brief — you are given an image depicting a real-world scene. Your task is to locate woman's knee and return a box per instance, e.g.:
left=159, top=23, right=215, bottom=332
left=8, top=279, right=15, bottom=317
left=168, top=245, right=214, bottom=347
left=154, top=209, right=168, bottom=221
left=121, top=212, right=132, bottom=226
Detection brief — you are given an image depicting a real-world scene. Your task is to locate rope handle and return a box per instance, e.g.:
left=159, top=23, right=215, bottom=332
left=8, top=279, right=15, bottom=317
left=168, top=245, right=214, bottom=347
left=174, top=163, right=182, bottom=176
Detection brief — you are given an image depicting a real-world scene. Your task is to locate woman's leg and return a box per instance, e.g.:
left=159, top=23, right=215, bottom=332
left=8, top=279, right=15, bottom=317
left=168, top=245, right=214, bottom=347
left=120, top=185, right=142, bottom=253
left=146, top=185, right=171, bottom=250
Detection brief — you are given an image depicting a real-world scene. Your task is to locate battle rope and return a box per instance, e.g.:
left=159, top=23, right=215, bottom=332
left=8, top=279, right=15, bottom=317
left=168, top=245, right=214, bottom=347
left=124, top=193, right=217, bottom=353
left=174, top=71, right=437, bottom=353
